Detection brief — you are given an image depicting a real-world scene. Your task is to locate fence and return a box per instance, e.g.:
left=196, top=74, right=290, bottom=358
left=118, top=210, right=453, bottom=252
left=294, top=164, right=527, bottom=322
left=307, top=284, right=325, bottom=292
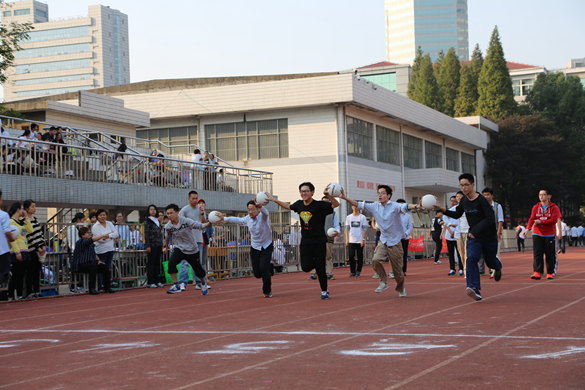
left=0, top=135, right=272, bottom=194
left=0, top=221, right=532, bottom=300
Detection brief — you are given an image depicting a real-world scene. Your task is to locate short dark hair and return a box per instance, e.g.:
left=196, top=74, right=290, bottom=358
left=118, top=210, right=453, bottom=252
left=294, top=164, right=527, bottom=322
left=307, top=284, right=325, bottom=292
left=436, top=210, right=444, bottom=215
left=89, top=212, right=97, bottom=220
left=188, top=190, right=198, bottom=197
left=541, top=189, right=551, bottom=196
left=50, top=126, right=57, bottom=132
left=396, top=199, right=406, bottom=203
left=450, top=196, right=457, bottom=200
left=23, top=199, right=35, bottom=210
left=456, top=191, right=464, bottom=196
left=246, top=200, right=258, bottom=209
left=0, top=190, right=3, bottom=199
left=72, top=212, right=85, bottom=223
left=166, top=204, right=179, bottom=212
left=147, top=204, right=158, bottom=214
left=194, top=149, right=200, bottom=154
left=459, top=173, right=474, bottom=184
left=8, top=202, right=22, bottom=217
left=377, top=184, right=393, bottom=196
left=96, top=209, right=108, bottom=218
left=31, top=123, right=38, bottom=130
left=482, top=187, right=493, bottom=195
left=78, top=227, right=90, bottom=238
left=299, top=182, right=315, bottom=192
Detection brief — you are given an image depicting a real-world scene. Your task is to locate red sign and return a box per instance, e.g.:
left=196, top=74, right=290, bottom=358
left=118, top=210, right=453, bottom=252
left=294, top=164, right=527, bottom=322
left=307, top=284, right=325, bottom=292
left=357, top=181, right=365, bottom=188
left=408, top=237, right=424, bottom=252
left=367, top=182, right=374, bottom=189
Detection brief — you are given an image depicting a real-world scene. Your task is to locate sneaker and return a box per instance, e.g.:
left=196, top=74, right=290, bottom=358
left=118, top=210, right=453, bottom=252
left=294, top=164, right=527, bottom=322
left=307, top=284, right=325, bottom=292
left=167, top=284, right=182, bottom=294
left=531, top=272, right=541, bottom=280
left=389, top=272, right=395, bottom=279
left=157, top=282, right=164, bottom=288
left=149, top=284, right=158, bottom=288
left=179, top=283, right=186, bottom=291
left=546, top=274, right=554, bottom=280
left=448, top=270, right=456, bottom=276
left=356, top=272, right=361, bottom=277
left=375, top=283, right=389, bottom=293
left=399, top=288, right=407, bottom=298
left=349, top=273, right=356, bottom=277
left=489, top=273, right=494, bottom=279
left=494, top=269, right=502, bottom=282
left=307, top=275, right=317, bottom=281
left=372, top=273, right=379, bottom=279
left=264, top=293, right=272, bottom=298
left=201, top=284, right=208, bottom=295
left=434, top=260, right=443, bottom=265
left=459, top=270, right=463, bottom=276
left=466, top=287, right=482, bottom=301
left=328, top=275, right=336, bottom=280
left=195, top=284, right=202, bottom=290
left=321, top=291, right=330, bottom=300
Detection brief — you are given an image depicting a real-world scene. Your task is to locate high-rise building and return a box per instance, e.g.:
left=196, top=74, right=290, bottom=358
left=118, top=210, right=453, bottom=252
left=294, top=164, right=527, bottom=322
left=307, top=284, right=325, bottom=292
left=1, top=0, right=129, bottom=102
left=385, top=0, right=469, bottom=64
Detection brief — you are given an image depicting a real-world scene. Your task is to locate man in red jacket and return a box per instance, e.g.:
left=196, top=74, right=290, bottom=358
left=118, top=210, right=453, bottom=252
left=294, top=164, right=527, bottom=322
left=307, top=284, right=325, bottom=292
left=526, top=189, right=562, bottom=280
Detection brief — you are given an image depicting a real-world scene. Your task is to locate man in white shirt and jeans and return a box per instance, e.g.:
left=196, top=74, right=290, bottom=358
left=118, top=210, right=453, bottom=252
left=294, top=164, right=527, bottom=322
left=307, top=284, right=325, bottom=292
left=481, top=187, right=504, bottom=278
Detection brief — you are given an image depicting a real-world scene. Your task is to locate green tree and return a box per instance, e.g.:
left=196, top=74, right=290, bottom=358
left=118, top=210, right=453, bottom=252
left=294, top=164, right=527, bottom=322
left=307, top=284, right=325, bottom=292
left=407, top=47, right=424, bottom=100
left=436, top=47, right=460, bottom=117
left=469, top=43, right=484, bottom=89
left=0, top=3, right=33, bottom=84
left=454, top=64, right=476, bottom=117
left=409, top=54, right=441, bottom=111
left=477, top=26, right=516, bottom=119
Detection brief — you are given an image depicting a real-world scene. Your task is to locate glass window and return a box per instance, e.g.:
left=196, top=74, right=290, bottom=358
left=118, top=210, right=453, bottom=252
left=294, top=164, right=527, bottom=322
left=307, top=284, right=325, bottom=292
left=3, top=11, right=11, bottom=17
left=425, top=141, right=442, bottom=169
left=16, top=73, right=92, bottom=86
left=403, top=134, right=423, bottom=169
left=14, top=9, right=30, bottom=15
left=206, top=119, right=288, bottom=161
left=113, top=14, right=122, bottom=84
left=137, top=126, right=198, bottom=147
left=16, top=58, right=91, bottom=74
left=377, top=125, right=400, bottom=166
left=26, top=26, right=90, bottom=43
left=362, top=73, right=397, bottom=92
left=16, top=85, right=93, bottom=98
left=446, top=147, right=459, bottom=172
left=35, top=9, right=47, bottom=17
left=347, top=117, right=373, bottom=160
left=15, top=43, right=90, bottom=59
left=461, top=152, right=476, bottom=176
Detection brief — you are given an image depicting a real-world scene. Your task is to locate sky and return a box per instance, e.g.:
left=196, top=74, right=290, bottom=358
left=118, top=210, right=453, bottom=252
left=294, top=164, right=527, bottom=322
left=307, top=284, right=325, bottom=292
left=2, top=0, right=584, bottom=95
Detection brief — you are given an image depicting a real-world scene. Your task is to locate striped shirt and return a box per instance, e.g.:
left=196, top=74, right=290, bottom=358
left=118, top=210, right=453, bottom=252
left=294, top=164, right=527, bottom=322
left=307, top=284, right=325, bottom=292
left=25, top=216, right=45, bottom=253
left=72, top=238, right=97, bottom=273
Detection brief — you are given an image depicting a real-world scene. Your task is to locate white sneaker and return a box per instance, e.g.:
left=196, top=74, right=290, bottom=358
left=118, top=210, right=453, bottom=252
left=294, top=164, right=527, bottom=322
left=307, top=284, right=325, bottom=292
left=157, top=282, right=164, bottom=288
left=148, top=284, right=157, bottom=288
left=195, top=284, right=202, bottom=290
left=389, top=272, right=395, bottom=279
left=375, top=283, right=389, bottom=293
left=372, top=273, right=379, bottom=279
left=179, top=283, right=186, bottom=291
left=399, top=288, right=407, bottom=298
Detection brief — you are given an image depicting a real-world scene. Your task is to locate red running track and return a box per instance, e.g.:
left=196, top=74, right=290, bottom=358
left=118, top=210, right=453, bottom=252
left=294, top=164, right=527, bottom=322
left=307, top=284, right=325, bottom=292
left=1, top=248, right=584, bottom=389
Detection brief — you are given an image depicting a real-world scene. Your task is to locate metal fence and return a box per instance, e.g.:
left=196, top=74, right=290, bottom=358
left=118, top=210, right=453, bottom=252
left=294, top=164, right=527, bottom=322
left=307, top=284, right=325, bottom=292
left=1, top=135, right=272, bottom=194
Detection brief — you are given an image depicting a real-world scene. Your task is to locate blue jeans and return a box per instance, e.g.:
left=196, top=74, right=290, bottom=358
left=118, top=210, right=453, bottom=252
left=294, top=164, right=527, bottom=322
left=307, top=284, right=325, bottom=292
left=178, top=243, right=207, bottom=285
left=466, top=238, right=501, bottom=290
left=97, top=251, right=114, bottom=290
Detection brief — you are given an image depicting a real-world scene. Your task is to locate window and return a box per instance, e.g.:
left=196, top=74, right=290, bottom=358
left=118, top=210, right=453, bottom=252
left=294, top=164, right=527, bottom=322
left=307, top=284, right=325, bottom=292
left=113, top=14, right=122, bottom=85
left=14, top=9, right=30, bottom=15
left=425, top=141, right=442, bottom=168
left=26, top=26, right=90, bottom=43
left=35, top=9, right=47, bottom=17
left=16, top=73, right=92, bottom=86
left=347, top=117, right=373, bottom=160
left=206, top=119, right=288, bottom=161
left=446, top=147, right=459, bottom=172
left=403, top=134, right=423, bottom=169
left=15, top=43, right=90, bottom=59
left=461, top=152, right=476, bottom=176
left=3, top=11, right=11, bottom=17
left=377, top=125, right=400, bottom=165
left=362, top=73, right=397, bottom=92
left=16, top=58, right=91, bottom=74
left=512, top=78, right=535, bottom=96
left=137, top=126, right=198, bottom=153
left=16, top=85, right=93, bottom=98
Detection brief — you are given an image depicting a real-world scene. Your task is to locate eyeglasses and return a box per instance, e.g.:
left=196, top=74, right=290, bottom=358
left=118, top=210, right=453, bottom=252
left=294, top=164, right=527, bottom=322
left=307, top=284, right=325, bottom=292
left=460, top=183, right=472, bottom=188
left=300, top=190, right=312, bottom=194
left=377, top=192, right=388, bottom=196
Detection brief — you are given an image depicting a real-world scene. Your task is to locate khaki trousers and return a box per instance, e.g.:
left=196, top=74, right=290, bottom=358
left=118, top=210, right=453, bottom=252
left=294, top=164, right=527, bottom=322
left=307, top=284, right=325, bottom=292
left=372, top=242, right=404, bottom=293
left=457, top=233, right=468, bottom=276
left=311, top=242, right=333, bottom=277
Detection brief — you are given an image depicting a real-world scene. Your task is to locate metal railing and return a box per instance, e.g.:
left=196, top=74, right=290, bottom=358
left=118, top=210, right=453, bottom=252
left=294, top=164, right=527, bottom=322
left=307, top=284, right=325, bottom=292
left=1, top=135, right=273, bottom=194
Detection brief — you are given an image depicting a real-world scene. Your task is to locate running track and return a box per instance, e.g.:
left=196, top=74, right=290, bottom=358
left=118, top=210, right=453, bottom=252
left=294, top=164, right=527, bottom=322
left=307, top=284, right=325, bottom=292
left=1, top=248, right=584, bottom=389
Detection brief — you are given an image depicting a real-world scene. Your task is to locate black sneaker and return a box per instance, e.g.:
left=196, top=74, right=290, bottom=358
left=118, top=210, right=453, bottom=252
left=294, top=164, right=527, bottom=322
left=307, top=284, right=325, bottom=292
left=494, top=269, right=502, bottom=282
left=466, top=287, right=482, bottom=301
left=448, top=270, right=456, bottom=276
left=356, top=272, right=361, bottom=277
left=349, top=273, right=356, bottom=277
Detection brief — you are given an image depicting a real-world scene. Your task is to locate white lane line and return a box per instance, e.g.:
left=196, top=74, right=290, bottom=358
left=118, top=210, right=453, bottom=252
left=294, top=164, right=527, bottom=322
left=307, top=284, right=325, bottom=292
left=522, top=347, right=585, bottom=359
left=3, top=329, right=585, bottom=341
left=197, top=341, right=293, bottom=354
left=339, top=342, right=455, bottom=356
left=71, top=342, right=159, bottom=354
left=0, top=339, right=59, bottom=348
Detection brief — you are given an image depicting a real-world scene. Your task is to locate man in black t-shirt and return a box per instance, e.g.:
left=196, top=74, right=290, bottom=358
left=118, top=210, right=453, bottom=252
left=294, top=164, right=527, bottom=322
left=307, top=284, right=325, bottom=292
left=428, top=210, right=444, bottom=265
left=265, top=182, right=339, bottom=299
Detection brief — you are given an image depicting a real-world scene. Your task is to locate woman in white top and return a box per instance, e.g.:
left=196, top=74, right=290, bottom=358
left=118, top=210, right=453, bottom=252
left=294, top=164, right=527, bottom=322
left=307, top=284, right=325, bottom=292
left=91, top=209, right=119, bottom=290
left=17, top=130, right=31, bottom=149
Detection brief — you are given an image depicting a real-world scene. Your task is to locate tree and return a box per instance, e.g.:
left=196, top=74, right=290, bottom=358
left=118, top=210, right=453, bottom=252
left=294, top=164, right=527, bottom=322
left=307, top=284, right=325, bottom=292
left=477, top=26, right=517, bottom=119
left=436, top=47, right=460, bottom=117
left=407, top=47, right=424, bottom=100
left=0, top=3, right=33, bottom=85
left=486, top=115, right=571, bottom=225
left=408, top=54, right=441, bottom=111
left=454, top=64, right=476, bottom=117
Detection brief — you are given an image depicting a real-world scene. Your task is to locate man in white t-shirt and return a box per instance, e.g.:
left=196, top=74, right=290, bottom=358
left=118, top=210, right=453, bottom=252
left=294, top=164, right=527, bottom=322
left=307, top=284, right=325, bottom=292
left=481, top=188, right=504, bottom=278
left=570, top=225, right=579, bottom=246
left=577, top=224, right=584, bottom=246
left=444, top=196, right=463, bottom=276
left=517, top=222, right=527, bottom=252
left=455, top=191, right=470, bottom=277
left=345, top=205, right=368, bottom=277
left=191, top=149, right=203, bottom=188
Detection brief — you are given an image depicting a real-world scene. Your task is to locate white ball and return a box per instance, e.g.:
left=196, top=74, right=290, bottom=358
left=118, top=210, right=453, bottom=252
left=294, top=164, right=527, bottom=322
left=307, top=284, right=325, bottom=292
left=421, top=194, right=436, bottom=210
left=208, top=211, right=221, bottom=224
left=327, top=182, right=342, bottom=197
left=256, top=191, right=269, bottom=205
left=327, top=227, right=338, bottom=237
left=10, top=225, right=20, bottom=240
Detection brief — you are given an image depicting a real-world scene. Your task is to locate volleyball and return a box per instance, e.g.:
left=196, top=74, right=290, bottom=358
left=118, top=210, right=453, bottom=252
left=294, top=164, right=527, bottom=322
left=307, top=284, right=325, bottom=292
left=10, top=225, right=20, bottom=240
left=421, top=194, right=437, bottom=210
left=327, top=182, right=342, bottom=197
left=208, top=211, right=221, bottom=224
left=327, top=227, right=338, bottom=237
left=256, top=191, right=269, bottom=205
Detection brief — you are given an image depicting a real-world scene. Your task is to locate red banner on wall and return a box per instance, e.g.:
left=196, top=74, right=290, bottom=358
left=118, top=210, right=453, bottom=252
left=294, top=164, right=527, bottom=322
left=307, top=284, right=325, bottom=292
left=408, top=237, right=424, bottom=252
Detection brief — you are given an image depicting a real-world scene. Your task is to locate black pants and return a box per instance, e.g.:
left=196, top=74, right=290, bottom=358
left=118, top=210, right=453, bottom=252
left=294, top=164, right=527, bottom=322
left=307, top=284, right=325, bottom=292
left=347, top=243, right=364, bottom=274
left=146, top=246, right=163, bottom=285
left=446, top=240, right=462, bottom=271
left=517, top=237, right=525, bottom=252
left=251, top=243, right=273, bottom=295
left=401, top=239, right=409, bottom=273
left=167, top=249, right=205, bottom=280
left=8, top=255, right=28, bottom=298
left=0, top=252, right=10, bottom=284
left=432, top=235, right=442, bottom=262
left=533, top=235, right=557, bottom=275
left=300, top=243, right=327, bottom=292
left=26, top=252, right=41, bottom=294
left=77, top=262, right=112, bottom=291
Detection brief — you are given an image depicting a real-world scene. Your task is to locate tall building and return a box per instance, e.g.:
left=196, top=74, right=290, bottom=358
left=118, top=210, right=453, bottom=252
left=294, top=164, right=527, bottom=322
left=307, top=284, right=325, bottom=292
left=1, top=0, right=129, bottom=102
left=385, top=0, right=469, bottom=64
